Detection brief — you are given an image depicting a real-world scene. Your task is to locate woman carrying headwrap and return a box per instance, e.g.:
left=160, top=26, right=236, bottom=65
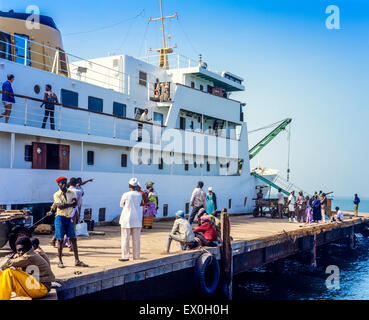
left=142, top=181, right=158, bottom=229
left=193, top=215, right=218, bottom=247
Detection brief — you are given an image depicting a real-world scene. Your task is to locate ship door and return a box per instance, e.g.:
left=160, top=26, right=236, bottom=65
left=32, top=142, right=70, bottom=170
left=59, top=145, right=70, bottom=170
left=32, top=142, right=47, bottom=169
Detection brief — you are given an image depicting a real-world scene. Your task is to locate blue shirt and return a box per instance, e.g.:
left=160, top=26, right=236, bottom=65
left=2, top=80, right=15, bottom=103
left=354, top=197, right=360, bottom=205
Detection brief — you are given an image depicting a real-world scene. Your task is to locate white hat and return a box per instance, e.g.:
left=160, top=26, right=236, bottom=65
left=129, top=178, right=138, bottom=187
left=208, top=186, right=213, bottom=191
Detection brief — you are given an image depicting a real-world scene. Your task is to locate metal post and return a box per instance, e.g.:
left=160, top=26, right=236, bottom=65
left=127, top=75, right=131, bottom=96
left=24, top=38, right=28, bottom=66
left=56, top=49, right=59, bottom=75
left=349, top=226, right=356, bottom=249
left=58, top=105, right=62, bottom=131
left=10, top=133, right=15, bottom=169
left=220, top=211, right=233, bottom=300
left=311, top=234, right=317, bottom=267
left=88, top=112, right=91, bottom=135
left=81, top=141, right=84, bottom=172
left=24, top=99, right=28, bottom=126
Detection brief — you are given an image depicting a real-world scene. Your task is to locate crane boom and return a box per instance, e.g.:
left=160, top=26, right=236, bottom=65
left=249, top=118, right=292, bottom=160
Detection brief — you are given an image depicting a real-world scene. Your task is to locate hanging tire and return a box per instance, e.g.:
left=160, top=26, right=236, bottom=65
left=195, top=252, right=220, bottom=296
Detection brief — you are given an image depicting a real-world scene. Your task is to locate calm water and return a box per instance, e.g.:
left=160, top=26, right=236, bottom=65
left=234, top=197, right=369, bottom=300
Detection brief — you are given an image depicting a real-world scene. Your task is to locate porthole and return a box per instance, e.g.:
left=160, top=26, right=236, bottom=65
left=34, top=85, right=40, bottom=94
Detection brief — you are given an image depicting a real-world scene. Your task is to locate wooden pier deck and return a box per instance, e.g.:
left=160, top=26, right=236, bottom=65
left=2, top=212, right=369, bottom=300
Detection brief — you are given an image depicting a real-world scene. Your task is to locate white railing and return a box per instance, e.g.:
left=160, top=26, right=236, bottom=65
left=137, top=52, right=227, bottom=77
left=0, top=93, right=163, bottom=144
left=0, top=30, right=176, bottom=100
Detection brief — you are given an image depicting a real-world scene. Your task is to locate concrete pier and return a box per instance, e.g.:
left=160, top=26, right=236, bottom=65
left=2, top=212, right=368, bottom=300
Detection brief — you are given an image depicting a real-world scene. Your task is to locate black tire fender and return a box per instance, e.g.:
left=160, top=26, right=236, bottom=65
left=195, top=252, right=220, bottom=296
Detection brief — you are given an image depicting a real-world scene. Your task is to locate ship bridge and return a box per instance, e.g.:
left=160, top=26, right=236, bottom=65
left=180, top=66, right=245, bottom=92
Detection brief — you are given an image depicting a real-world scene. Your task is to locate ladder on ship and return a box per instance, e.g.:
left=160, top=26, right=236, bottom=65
left=249, top=118, right=312, bottom=197
left=251, top=171, right=312, bottom=197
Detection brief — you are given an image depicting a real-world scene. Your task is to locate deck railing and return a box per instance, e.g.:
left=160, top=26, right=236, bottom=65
left=0, top=91, right=164, bottom=144
left=0, top=30, right=176, bottom=99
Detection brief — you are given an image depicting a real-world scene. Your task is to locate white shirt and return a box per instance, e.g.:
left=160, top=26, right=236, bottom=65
left=336, top=210, right=344, bottom=221
left=76, top=186, right=84, bottom=206
left=190, top=187, right=206, bottom=208
left=277, top=192, right=284, bottom=205
left=288, top=194, right=295, bottom=211
left=119, top=190, right=143, bottom=228
left=68, top=186, right=83, bottom=217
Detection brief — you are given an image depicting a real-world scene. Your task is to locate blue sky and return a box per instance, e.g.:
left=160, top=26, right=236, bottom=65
left=3, top=1, right=369, bottom=197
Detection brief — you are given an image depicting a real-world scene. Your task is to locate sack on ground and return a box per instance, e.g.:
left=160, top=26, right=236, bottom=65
left=34, top=224, right=52, bottom=235
left=75, top=222, right=89, bottom=237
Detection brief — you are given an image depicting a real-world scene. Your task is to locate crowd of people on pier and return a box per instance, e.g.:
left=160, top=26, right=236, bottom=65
left=274, top=189, right=357, bottom=224
left=0, top=172, right=362, bottom=300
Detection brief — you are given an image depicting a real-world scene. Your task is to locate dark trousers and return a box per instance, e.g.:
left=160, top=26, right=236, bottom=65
left=42, top=109, right=55, bottom=130
left=188, top=206, right=202, bottom=225
left=194, top=232, right=216, bottom=247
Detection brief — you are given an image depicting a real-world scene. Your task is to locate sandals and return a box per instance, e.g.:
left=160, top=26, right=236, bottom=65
left=75, top=260, right=89, bottom=267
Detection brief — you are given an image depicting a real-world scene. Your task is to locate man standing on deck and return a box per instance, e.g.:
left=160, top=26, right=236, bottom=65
left=296, top=190, right=306, bottom=223
left=0, top=74, right=15, bottom=123
left=287, top=191, right=297, bottom=223
left=188, top=181, right=207, bottom=225
left=47, top=176, right=88, bottom=268
left=119, top=178, right=144, bottom=261
left=354, top=194, right=360, bottom=217
left=277, top=188, right=285, bottom=219
left=320, top=193, right=328, bottom=222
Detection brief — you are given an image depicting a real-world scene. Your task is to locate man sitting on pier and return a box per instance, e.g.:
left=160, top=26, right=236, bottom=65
left=331, top=207, right=344, bottom=222
left=162, top=210, right=195, bottom=254
left=0, top=237, right=55, bottom=300
left=47, top=176, right=88, bottom=268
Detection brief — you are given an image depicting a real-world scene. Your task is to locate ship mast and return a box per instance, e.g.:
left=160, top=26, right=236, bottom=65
left=149, top=0, right=177, bottom=69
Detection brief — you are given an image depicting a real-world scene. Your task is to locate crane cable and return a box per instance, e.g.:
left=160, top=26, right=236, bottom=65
left=248, top=119, right=286, bottom=134
left=287, top=124, right=291, bottom=182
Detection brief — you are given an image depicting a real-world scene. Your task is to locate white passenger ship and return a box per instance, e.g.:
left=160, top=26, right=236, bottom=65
left=0, top=9, right=274, bottom=222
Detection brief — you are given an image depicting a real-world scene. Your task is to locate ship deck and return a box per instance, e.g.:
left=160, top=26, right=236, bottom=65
left=2, top=211, right=369, bottom=299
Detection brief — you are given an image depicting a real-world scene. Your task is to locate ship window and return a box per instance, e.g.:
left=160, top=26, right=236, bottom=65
left=14, top=34, right=30, bottom=66
left=88, top=96, right=103, bottom=113
left=121, top=154, right=127, bottom=167
left=180, top=117, right=186, bottom=130
left=184, top=161, right=189, bottom=171
left=24, top=145, right=33, bottom=162
left=0, top=32, right=12, bottom=61
left=61, top=89, right=78, bottom=107
left=87, top=151, right=94, bottom=165
left=139, top=71, right=147, bottom=87
left=58, top=48, right=68, bottom=75
left=153, top=112, right=164, bottom=126
left=191, top=82, right=195, bottom=88
left=158, top=158, right=164, bottom=170
left=113, top=102, right=126, bottom=118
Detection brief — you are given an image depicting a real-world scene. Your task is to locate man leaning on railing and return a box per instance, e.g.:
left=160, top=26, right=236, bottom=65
left=0, top=74, right=15, bottom=124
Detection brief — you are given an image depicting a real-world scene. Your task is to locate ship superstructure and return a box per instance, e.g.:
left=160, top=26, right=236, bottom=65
left=0, top=9, right=267, bottom=222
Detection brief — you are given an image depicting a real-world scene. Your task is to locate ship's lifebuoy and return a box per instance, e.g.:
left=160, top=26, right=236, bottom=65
left=195, top=252, right=220, bottom=296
